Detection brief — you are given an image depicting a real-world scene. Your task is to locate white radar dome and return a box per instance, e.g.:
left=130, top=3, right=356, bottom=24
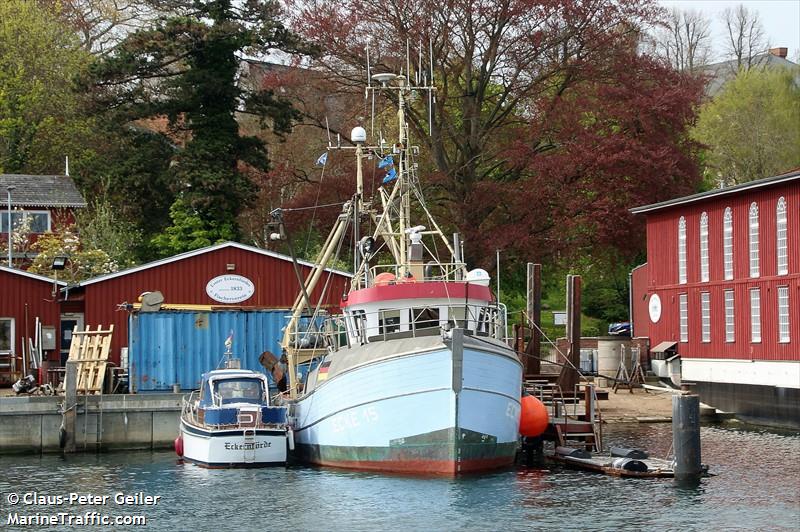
left=465, top=268, right=491, bottom=287
left=351, top=126, right=367, bottom=143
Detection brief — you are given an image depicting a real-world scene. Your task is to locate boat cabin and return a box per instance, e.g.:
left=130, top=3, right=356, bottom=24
left=192, top=369, right=286, bottom=427
left=338, top=280, right=502, bottom=346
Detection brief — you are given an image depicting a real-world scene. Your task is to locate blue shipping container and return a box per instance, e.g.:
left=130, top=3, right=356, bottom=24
left=129, top=310, right=289, bottom=392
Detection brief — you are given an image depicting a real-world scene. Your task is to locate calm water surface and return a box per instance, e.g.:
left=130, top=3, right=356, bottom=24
left=1, top=423, right=798, bottom=531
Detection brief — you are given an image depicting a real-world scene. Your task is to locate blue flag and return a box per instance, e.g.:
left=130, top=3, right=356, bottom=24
left=382, top=167, right=397, bottom=184
left=377, top=155, right=394, bottom=169
left=315, top=152, right=328, bottom=166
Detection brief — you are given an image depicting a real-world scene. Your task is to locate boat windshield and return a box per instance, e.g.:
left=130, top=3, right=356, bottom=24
left=213, top=378, right=265, bottom=405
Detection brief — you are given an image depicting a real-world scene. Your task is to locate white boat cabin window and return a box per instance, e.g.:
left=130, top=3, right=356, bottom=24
left=379, top=309, right=402, bottom=334
left=350, top=309, right=367, bottom=344
left=213, top=378, right=265, bottom=404
left=411, top=307, right=440, bottom=330
left=0, top=318, right=13, bottom=353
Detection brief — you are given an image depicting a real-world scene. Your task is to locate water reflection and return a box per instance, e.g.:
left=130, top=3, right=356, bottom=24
left=0, top=422, right=797, bottom=531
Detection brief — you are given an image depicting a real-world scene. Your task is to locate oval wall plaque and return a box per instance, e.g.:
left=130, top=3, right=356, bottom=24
left=206, top=275, right=255, bottom=304
left=648, top=293, right=662, bottom=324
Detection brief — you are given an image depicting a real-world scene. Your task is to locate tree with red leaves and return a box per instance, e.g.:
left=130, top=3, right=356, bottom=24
left=285, top=0, right=704, bottom=272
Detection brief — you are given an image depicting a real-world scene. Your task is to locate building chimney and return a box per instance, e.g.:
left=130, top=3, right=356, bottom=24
left=769, top=47, right=788, bottom=59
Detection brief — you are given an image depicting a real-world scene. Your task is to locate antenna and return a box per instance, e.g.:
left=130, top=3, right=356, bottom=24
left=406, top=38, right=411, bottom=88
left=64, top=156, right=69, bottom=176
left=325, top=116, right=332, bottom=146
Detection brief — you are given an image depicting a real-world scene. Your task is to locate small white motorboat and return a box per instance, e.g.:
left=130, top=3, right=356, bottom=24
left=177, top=364, right=291, bottom=468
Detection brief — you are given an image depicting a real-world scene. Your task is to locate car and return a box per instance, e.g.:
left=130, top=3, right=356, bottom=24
left=608, top=322, right=631, bottom=336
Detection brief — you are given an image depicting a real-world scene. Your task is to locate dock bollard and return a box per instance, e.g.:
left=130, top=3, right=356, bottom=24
left=672, top=392, right=701, bottom=482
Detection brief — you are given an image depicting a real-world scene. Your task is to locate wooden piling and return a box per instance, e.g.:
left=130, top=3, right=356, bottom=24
left=63, top=360, right=78, bottom=453
left=558, top=275, right=581, bottom=391
left=525, top=263, right=542, bottom=374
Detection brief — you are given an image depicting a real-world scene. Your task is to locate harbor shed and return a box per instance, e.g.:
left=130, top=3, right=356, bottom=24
left=630, top=169, right=800, bottom=428
left=63, top=242, right=351, bottom=368
left=0, top=266, right=65, bottom=383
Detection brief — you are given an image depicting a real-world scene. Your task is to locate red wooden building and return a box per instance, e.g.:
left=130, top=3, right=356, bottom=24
left=0, top=174, right=86, bottom=263
left=0, top=266, right=65, bottom=383
left=630, top=170, right=799, bottom=428
left=60, top=242, right=351, bottom=367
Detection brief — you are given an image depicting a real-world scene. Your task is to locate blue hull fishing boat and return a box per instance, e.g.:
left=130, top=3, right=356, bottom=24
left=278, top=55, right=525, bottom=475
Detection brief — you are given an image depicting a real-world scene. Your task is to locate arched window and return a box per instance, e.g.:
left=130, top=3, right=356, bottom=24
left=678, top=216, right=687, bottom=284
left=777, top=197, right=788, bottom=275
left=700, top=212, right=709, bottom=282
left=723, top=208, right=733, bottom=280
left=749, top=202, right=759, bottom=278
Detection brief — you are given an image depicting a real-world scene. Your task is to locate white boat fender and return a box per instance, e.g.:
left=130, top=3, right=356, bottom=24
left=287, top=428, right=295, bottom=451
left=611, top=458, right=648, bottom=472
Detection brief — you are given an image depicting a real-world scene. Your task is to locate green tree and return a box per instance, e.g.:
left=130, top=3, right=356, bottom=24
left=76, top=196, right=142, bottom=268
left=693, top=67, right=800, bottom=186
left=0, top=0, right=93, bottom=173
left=89, top=0, right=310, bottom=256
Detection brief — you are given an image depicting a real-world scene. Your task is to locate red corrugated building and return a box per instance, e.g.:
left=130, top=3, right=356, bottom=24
left=62, top=242, right=351, bottom=366
left=0, top=266, right=65, bottom=383
left=630, top=170, right=799, bottom=428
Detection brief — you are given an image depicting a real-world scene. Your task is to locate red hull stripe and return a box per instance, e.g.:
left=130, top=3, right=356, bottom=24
left=312, top=455, right=514, bottom=476
left=343, top=281, right=493, bottom=308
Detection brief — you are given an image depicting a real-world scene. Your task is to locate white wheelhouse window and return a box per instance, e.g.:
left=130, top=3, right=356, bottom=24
left=678, top=216, right=687, bottom=284
left=778, top=286, right=790, bottom=343
left=749, top=202, right=759, bottom=278
left=679, top=293, right=688, bottom=343
left=750, top=288, right=761, bottom=343
left=723, top=207, right=733, bottom=280
left=701, top=292, right=711, bottom=343
left=724, top=290, right=735, bottom=343
left=700, top=212, right=709, bottom=282
left=776, top=197, right=788, bottom=276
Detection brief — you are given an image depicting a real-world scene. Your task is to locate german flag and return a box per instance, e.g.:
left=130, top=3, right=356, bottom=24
left=317, top=360, right=332, bottom=381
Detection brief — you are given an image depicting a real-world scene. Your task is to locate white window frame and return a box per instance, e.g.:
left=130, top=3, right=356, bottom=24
left=679, top=293, right=688, bottom=343
left=700, top=292, right=711, bottom=343
left=0, top=317, right=14, bottom=353
left=724, top=290, right=735, bottom=343
left=749, top=202, right=759, bottom=278
left=0, top=210, right=51, bottom=234
left=678, top=216, right=687, bottom=284
left=723, top=207, right=733, bottom=280
left=776, top=197, right=788, bottom=276
left=700, top=212, right=709, bottom=282
left=778, top=286, right=790, bottom=343
left=750, top=288, right=761, bottom=343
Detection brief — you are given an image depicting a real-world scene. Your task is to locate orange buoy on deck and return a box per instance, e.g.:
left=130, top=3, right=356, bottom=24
left=519, top=395, right=549, bottom=437
left=374, top=272, right=396, bottom=286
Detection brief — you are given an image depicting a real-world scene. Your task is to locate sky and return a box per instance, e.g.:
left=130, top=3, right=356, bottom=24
left=659, top=0, right=800, bottom=62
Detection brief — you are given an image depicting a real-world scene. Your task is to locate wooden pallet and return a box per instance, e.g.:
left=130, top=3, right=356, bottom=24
left=67, top=325, right=114, bottom=395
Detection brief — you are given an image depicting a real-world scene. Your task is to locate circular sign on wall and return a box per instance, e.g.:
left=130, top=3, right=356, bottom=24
left=206, top=275, right=255, bottom=304
left=648, top=293, right=662, bottom=323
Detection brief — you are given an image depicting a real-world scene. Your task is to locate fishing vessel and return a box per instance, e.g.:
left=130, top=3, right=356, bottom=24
left=177, top=353, right=291, bottom=468
left=278, top=60, right=525, bottom=475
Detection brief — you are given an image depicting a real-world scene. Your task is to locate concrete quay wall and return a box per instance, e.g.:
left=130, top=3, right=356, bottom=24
left=0, top=394, right=184, bottom=454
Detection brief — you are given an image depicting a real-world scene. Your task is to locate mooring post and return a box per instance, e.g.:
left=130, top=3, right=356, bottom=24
left=672, top=391, right=701, bottom=482
left=525, top=263, right=542, bottom=375
left=63, top=360, right=78, bottom=453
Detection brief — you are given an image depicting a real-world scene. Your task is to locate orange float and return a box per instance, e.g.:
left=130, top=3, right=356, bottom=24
left=374, top=272, right=396, bottom=286
left=519, top=394, right=549, bottom=437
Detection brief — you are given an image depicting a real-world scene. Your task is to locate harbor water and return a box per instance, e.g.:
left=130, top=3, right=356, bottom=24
left=1, top=422, right=798, bottom=531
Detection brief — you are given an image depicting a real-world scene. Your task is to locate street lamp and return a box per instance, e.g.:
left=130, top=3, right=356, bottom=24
left=6, top=186, right=15, bottom=268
